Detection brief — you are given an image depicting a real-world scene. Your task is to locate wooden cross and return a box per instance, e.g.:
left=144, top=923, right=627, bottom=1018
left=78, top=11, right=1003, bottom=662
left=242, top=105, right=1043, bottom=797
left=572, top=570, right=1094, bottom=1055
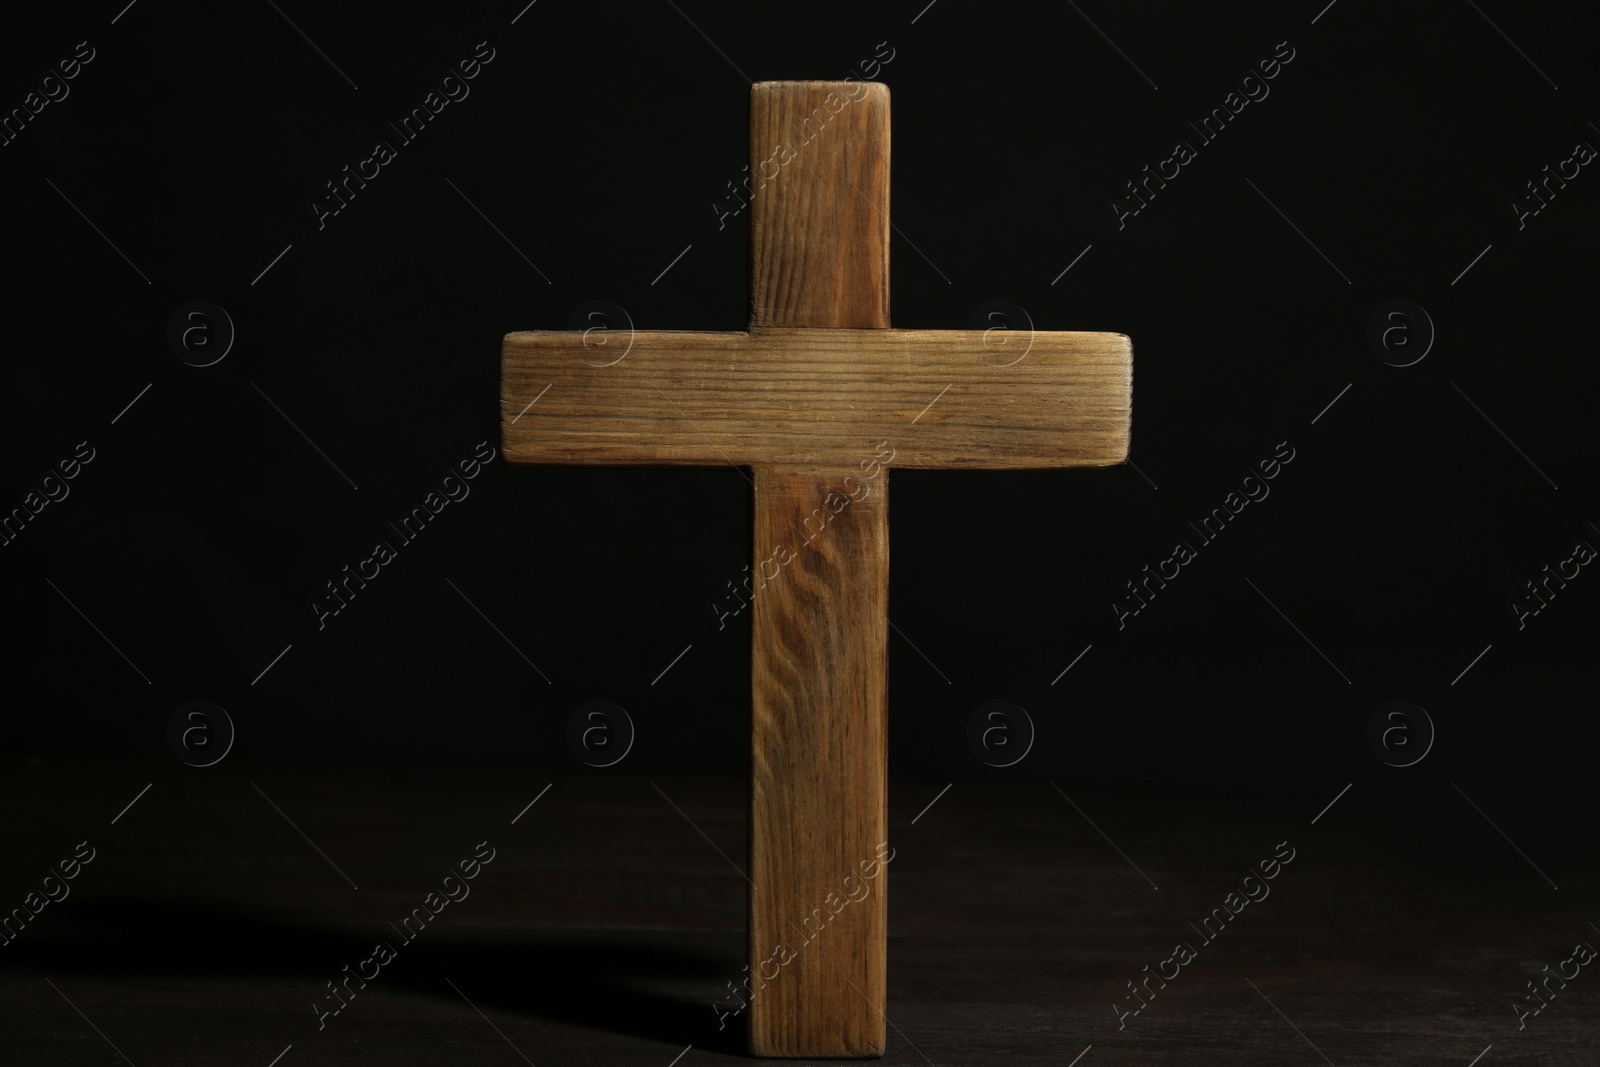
left=501, top=81, right=1131, bottom=1057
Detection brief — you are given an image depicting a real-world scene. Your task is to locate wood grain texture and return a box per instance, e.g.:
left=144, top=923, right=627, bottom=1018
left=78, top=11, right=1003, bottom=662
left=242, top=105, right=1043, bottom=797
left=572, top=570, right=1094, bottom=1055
left=750, top=81, right=890, bottom=328
left=747, top=80, right=891, bottom=1058
left=748, top=466, right=889, bottom=1058
left=496, top=79, right=1131, bottom=1059
left=500, top=328, right=1132, bottom=471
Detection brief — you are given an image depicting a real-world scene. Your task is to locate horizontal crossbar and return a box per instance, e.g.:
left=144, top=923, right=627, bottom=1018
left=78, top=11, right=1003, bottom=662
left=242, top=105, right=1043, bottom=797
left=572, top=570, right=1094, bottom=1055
left=501, top=328, right=1131, bottom=470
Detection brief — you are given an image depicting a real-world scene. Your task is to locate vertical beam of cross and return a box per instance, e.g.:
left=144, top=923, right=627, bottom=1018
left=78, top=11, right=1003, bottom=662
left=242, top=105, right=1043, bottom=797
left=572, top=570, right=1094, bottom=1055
left=746, top=80, right=891, bottom=1058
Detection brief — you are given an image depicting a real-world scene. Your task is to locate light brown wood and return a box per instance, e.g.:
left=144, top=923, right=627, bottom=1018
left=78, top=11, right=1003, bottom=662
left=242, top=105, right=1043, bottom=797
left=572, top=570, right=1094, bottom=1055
left=748, top=464, right=890, bottom=1058
left=747, top=80, right=891, bottom=1059
left=500, top=328, right=1132, bottom=471
left=750, top=81, right=890, bottom=328
left=499, top=79, right=1132, bottom=1059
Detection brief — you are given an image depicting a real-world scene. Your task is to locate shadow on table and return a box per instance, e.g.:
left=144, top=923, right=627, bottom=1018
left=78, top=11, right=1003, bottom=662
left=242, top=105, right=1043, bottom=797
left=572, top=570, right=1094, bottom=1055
left=7, top=898, right=750, bottom=1057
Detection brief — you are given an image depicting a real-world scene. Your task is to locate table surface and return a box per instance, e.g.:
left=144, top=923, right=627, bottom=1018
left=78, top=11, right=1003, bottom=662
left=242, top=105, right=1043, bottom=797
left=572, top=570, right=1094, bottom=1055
left=2, top=765, right=1594, bottom=1066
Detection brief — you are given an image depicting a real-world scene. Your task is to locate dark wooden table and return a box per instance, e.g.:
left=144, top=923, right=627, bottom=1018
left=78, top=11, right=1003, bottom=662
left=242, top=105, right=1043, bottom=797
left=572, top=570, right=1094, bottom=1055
left=3, top=765, right=1593, bottom=1065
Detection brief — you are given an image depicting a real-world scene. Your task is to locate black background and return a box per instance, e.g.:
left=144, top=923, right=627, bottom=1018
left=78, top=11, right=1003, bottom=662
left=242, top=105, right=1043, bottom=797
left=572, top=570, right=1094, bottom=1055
left=3, top=0, right=1595, bottom=849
